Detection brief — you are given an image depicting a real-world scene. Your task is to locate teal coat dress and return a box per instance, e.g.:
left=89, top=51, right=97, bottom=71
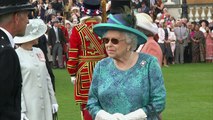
left=87, top=53, right=166, bottom=120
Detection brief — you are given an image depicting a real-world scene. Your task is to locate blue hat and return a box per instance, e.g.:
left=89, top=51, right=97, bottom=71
left=93, top=14, right=147, bottom=45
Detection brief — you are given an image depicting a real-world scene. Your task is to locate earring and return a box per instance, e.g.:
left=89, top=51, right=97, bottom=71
left=127, top=47, right=131, bottom=51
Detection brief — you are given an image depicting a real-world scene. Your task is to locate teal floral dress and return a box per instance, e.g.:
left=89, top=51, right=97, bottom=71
left=87, top=53, right=166, bottom=120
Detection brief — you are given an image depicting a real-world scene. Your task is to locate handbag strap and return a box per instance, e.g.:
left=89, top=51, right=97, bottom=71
left=146, top=104, right=161, bottom=120
left=53, top=112, right=58, bottom=120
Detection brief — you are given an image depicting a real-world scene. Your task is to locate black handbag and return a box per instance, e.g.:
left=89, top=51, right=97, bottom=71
left=53, top=112, right=58, bottom=120
left=146, top=104, right=161, bottom=120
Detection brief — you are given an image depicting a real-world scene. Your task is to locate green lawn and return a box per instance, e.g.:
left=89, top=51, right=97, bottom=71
left=54, top=63, right=213, bottom=120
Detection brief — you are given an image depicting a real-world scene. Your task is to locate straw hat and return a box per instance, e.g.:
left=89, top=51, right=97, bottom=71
left=14, top=19, right=47, bottom=44
left=135, top=13, right=158, bottom=35
left=93, top=14, right=147, bottom=45
left=0, top=0, right=35, bottom=15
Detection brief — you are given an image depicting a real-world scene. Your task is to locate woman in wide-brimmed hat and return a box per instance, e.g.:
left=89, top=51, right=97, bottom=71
left=135, top=13, right=163, bottom=67
left=0, top=0, right=34, bottom=119
left=14, top=19, right=58, bottom=120
left=87, top=13, right=166, bottom=120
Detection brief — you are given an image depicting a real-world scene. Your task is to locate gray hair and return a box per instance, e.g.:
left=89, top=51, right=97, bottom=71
left=102, top=30, right=138, bottom=51
left=123, top=32, right=138, bottom=51
left=0, top=13, right=13, bottom=24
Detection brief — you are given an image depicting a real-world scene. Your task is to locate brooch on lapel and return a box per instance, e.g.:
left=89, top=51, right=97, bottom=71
left=36, top=53, right=46, bottom=62
left=140, top=60, right=147, bottom=67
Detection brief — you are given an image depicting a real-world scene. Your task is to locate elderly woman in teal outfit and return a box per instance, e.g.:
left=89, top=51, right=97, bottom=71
left=87, top=13, right=166, bottom=120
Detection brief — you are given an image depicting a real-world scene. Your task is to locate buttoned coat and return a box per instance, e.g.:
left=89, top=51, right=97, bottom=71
left=0, top=29, right=22, bottom=119
left=15, top=47, right=57, bottom=120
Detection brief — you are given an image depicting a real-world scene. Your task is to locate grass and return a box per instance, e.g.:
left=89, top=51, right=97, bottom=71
left=54, top=63, right=213, bottom=120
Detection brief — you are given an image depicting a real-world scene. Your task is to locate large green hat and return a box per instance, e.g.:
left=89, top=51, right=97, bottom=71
left=93, top=14, right=147, bottom=45
left=0, top=0, right=34, bottom=16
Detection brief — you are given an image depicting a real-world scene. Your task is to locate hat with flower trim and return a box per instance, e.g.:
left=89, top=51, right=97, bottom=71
left=14, top=19, right=47, bottom=44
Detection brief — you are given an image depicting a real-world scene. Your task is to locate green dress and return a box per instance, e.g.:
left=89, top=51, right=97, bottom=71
left=87, top=53, right=166, bottom=119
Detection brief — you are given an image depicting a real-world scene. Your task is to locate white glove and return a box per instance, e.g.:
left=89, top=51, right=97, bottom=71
left=21, top=113, right=29, bottom=120
left=70, top=76, right=76, bottom=84
left=52, top=104, right=59, bottom=114
left=95, top=110, right=117, bottom=120
left=124, top=109, right=147, bottom=120
left=113, top=113, right=126, bottom=120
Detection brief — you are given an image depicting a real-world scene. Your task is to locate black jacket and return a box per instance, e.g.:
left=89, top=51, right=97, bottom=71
left=48, top=27, right=66, bottom=47
left=0, top=29, right=22, bottom=119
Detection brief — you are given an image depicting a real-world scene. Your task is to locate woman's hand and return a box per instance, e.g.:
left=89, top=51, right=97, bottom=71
left=113, top=113, right=125, bottom=120
left=21, top=113, right=29, bottom=120
left=95, top=110, right=117, bottom=120
left=52, top=104, right=59, bottom=114
left=124, top=109, right=147, bottom=120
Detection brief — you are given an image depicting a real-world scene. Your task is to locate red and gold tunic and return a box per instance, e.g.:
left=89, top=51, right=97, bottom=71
left=67, top=20, right=106, bottom=104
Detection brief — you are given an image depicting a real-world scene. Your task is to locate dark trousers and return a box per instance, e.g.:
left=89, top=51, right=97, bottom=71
left=184, top=42, right=192, bottom=63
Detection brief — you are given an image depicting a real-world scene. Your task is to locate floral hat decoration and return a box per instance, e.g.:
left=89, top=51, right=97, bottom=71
left=14, top=19, right=47, bottom=44
left=81, top=0, right=101, bottom=16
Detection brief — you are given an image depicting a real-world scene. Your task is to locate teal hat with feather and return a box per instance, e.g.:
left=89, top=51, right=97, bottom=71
left=93, top=13, right=147, bottom=45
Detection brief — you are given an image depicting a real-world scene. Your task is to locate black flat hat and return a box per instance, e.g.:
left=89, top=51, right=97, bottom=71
left=110, top=0, right=131, bottom=14
left=0, top=0, right=35, bottom=15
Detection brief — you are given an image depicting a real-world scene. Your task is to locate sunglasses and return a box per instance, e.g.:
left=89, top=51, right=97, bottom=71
left=102, top=38, right=125, bottom=45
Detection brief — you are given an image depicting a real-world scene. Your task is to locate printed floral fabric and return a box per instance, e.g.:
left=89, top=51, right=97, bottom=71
left=87, top=53, right=166, bottom=119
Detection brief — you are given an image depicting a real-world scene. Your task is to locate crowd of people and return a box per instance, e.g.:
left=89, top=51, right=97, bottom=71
left=0, top=0, right=212, bottom=120
left=28, top=0, right=213, bottom=68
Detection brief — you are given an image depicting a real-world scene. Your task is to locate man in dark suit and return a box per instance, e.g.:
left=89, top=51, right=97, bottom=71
left=48, top=19, right=66, bottom=68
left=0, top=0, right=34, bottom=119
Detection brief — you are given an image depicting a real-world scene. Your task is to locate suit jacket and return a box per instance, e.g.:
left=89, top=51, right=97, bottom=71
left=0, top=29, right=22, bottom=119
left=48, top=27, right=66, bottom=47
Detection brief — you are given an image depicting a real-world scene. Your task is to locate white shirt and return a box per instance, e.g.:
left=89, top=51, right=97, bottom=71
left=53, top=26, right=60, bottom=42
left=158, top=27, right=165, bottom=43
left=0, top=27, right=14, bottom=47
left=199, top=27, right=206, bottom=33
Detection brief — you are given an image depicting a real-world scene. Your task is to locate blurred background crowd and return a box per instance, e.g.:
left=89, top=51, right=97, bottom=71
left=28, top=0, right=213, bottom=68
